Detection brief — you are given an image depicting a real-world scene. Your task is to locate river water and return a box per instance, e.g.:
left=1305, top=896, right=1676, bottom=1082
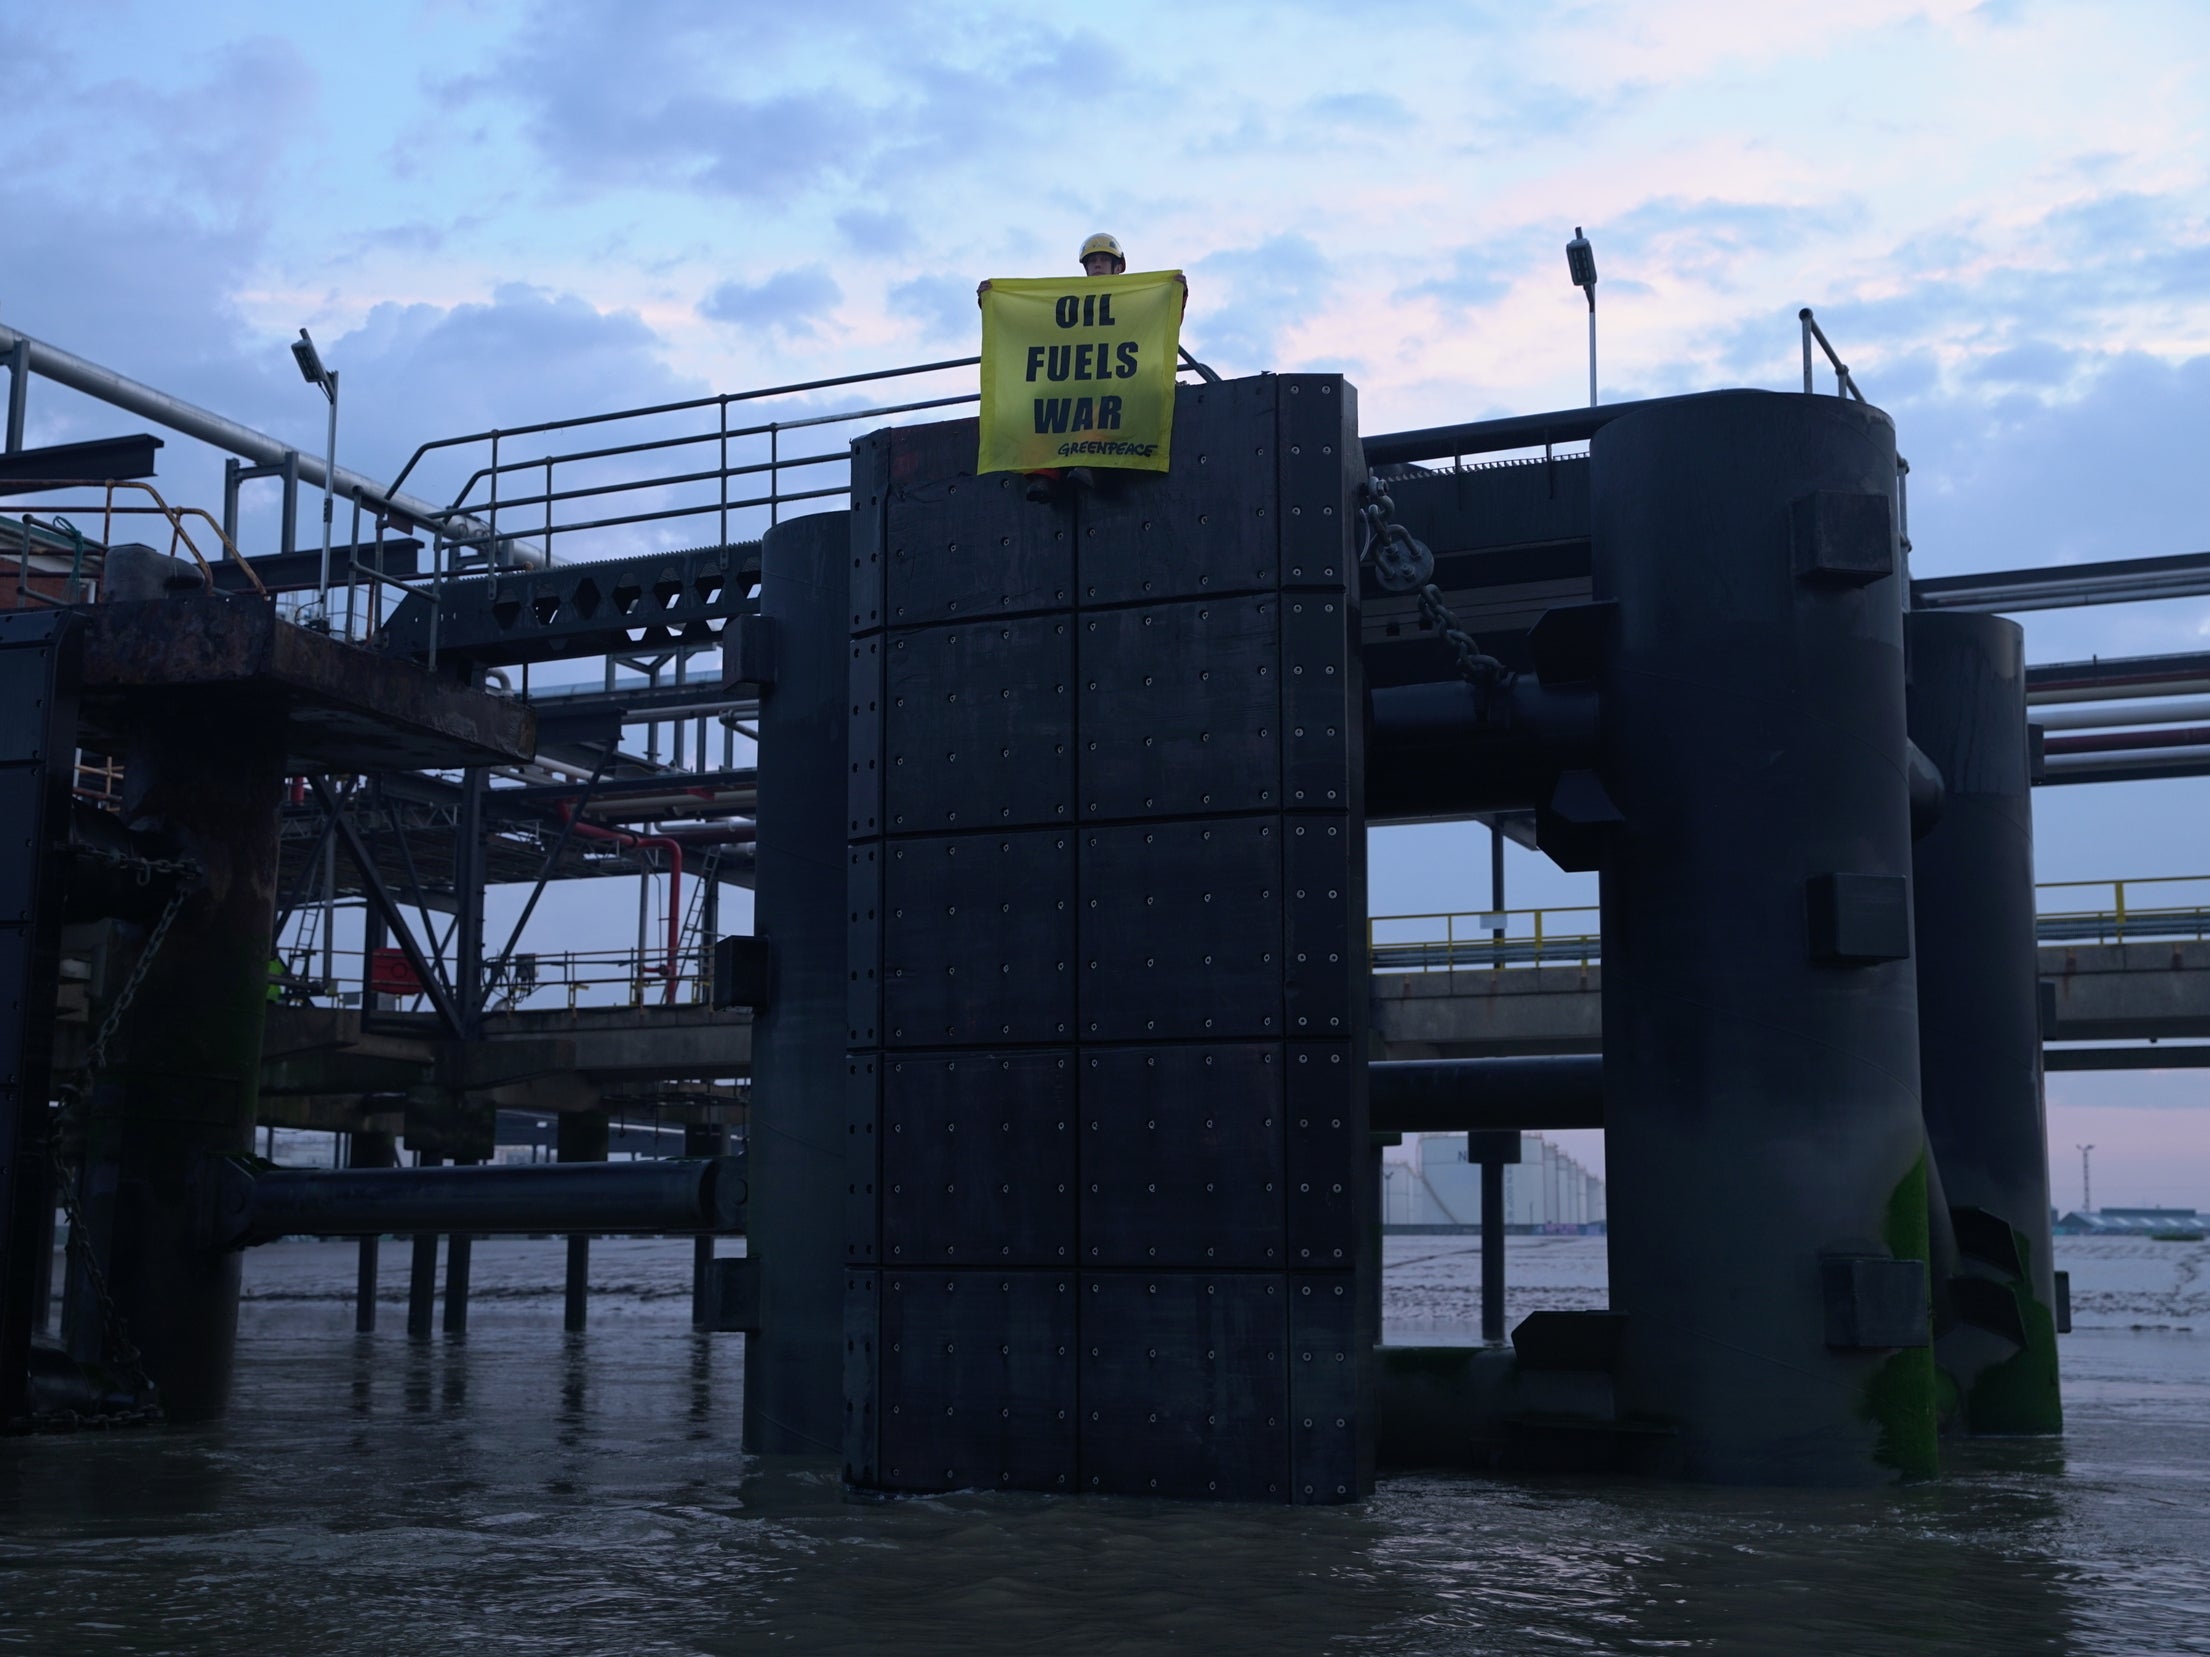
left=2, top=1235, right=2204, bottom=1655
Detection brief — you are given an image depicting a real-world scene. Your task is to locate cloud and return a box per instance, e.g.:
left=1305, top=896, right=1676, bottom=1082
left=1301, top=91, right=1411, bottom=129
left=888, top=275, right=981, bottom=345
left=1972, top=340, right=2076, bottom=386
left=1898, top=348, right=2210, bottom=597
left=835, top=208, right=916, bottom=255
left=1604, top=194, right=1867, bottom=288
left=332, top=284, right=704, bottom=479
left=1396, top=247, right=1512, bottom=309
left=1189, top=234, right=1335, bottom=371
left=699, top=266, right=845, bottom=336
left=458, top=3, right=1136, bottom=209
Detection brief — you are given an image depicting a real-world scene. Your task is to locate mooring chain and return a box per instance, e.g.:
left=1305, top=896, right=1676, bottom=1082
left=83, top=859, right=200, bottom=1076
left=1358, top=473, right=1513, bottom=696
left=73, top=844, right=202, bottom=886
left=1415, top=581, right=1512, bottom=695
left=4, top=853, right=202, bottom=1434
left=1356, top=475, right=1436, bottom=595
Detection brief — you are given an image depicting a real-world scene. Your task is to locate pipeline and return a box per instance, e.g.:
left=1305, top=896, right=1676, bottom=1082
left=557, top=801, right=683, bottom=1004
left=216, top=1155, right=746, bottom=1249
left=0, top=321, right=546, bottom=567
left=1369, top=1056, right=1605, bottom=1134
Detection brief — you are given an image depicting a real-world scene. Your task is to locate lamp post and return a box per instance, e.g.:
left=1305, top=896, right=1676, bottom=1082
left=2077, top=1143, right=2095, bottom=1213
left=290, top=328, right=338, bottom=630
left=1565, top=227, right=1598, bottom=407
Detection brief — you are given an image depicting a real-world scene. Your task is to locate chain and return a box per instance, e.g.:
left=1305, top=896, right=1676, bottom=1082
left=1357, top=476, right=1435, bottom=595
left=4, top=851, right=201, bottom=1435
left=84, top=860, right=198, bottom=1076
left=1416, top=581, right=1511, bottom=694
left=1358, top=472, right=1512, bottom=696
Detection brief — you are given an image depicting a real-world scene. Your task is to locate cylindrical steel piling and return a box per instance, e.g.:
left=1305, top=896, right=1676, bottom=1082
left=351, top=1129, right=396, bottom=1333
left=1906, top=609, right=2062, bottom=1434
left=685, top=1122, right=726, bottom=1328
left=1592, top=390, right=1935, bottom=1483
left=558, top=1111, right=608, bottom=1332
left=744, top=510, right=852, bottom=1457
left=406, top=1152, right=441, bottom=1340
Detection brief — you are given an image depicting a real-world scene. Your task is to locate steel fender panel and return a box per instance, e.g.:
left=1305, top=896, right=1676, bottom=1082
left=881, top=1051, right=1077, bottom=1265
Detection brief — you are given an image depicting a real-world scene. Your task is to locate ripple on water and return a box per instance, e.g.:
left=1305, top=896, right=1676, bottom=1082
left=0, top=1238, right=2204, bottom=1656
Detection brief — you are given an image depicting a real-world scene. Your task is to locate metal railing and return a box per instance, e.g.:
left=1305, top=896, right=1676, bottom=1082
left=1, top=480, right=268, bottom=601
left=372, top=347, right=1235, bottom=646
left=273, top=939, right=718, bottom=1016
left=1370, top=906, right=1601, bottom=973
left=1798, top=307, right=1911, bottom=558
left=385, top=357, right=985, bottom=575
left=1372, top=876, right=2210, bottom=973
left=2036, top=876, right=2210, bottom=946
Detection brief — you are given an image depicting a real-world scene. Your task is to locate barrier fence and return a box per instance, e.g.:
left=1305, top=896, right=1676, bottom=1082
left=1371, top=875, right=2210, bottom=974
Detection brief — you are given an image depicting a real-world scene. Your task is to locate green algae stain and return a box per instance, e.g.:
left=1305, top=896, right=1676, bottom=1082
left=1933, top=1361, right=1962, bottom=1435
left=1963, top=1227, right=2064, bottom=1435
left=1863, top=1153, right=1939, bottom=1478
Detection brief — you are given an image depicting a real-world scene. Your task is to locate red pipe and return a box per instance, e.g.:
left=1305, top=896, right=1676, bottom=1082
left=558, top=802, right=684, bottom=1004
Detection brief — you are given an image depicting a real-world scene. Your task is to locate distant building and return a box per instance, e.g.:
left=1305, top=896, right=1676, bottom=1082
left=2053, top=1205, right=2206, bottom=1236
left=1381, top=1132, right=1606, bottom=1233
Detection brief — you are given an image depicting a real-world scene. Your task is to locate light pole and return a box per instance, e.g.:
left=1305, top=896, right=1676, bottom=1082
left=290, top=328, right=338, bottom=630
left=2077, top=1143, right=2095, bottom=1213
left=1566, top=226, right=1598, bottom=407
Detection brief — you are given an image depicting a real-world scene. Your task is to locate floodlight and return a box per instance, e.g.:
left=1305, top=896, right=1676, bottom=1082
left=1566, top=228, right=1597, bottom=300
left=291, top=328, right=331, bottom=396
left=1565, top=228, right=1600, bottom=407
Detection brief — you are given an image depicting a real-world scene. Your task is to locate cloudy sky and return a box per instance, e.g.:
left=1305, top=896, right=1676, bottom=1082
left=6, top=0, right=2208, bottom=1201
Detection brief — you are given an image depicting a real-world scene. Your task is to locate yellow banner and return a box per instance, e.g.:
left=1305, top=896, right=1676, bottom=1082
left=977, top=270, right=1183, bottom=474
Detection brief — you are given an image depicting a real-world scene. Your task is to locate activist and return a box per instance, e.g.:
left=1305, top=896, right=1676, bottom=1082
left=1073, top=233, right=1189, bottom=310
left=978, top=234, right=1186, bottom=500
left=974, top=231, right=1184, bottom=300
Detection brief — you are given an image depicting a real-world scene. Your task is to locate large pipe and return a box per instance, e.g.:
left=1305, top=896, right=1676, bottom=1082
left=2031, top=677, right=2210, bottom=705
left=220, top=1156, right=746, bottom=1249
left=2033, top=696, right=2210, bottom=729
left=2042, top=743, right=2210, bottom=776
left=1368, top=1057, right=1603, bottom=1133
left=1365, top=678, right=1599, bottom=821
left=0, top=322, right=544, bottom=566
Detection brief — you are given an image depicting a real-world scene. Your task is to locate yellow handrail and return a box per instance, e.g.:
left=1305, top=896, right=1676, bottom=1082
left=0, top=479, right=267, bottom=595
left=1371, top=878, right=2210, bottom=971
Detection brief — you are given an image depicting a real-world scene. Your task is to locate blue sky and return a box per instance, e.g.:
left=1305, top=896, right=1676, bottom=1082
left=6, top=0, right=2208, bottom=1200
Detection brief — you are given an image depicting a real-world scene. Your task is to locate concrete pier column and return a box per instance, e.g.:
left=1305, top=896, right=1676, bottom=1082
left=557, top=1111, right=608, bottom=1332
left=1467, top=1129, right=1520, bottom=1345
left=406, top=1152, right=441, bottom=1340
left=76, top=709, right=285, bottom=1420
left=744, top=510, right=850, bottom=1457
left=1592, top=390, right=1936, bottom=1483
left=350, top=1128, right=397, bottom=1333
left=684, top=1121, right=725, bottom=1328
left=1906, top=610, right=2061, bottom=1434
left=442, top=1186, right=473, bottom=1338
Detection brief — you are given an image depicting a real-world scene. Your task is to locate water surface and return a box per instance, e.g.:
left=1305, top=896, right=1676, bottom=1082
left=2, top=1237, right=2203, bottom=1654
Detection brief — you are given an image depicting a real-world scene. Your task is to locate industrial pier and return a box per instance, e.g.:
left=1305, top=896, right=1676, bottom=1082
left=9, top=316, right=2209, bottom=1493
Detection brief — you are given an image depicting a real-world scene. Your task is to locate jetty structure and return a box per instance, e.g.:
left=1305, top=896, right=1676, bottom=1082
left=7, top=302, right=2206, bottom=1492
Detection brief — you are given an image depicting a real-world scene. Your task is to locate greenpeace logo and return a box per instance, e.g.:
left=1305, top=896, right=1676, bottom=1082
left=1055, top=440, right=1160, bottom=458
